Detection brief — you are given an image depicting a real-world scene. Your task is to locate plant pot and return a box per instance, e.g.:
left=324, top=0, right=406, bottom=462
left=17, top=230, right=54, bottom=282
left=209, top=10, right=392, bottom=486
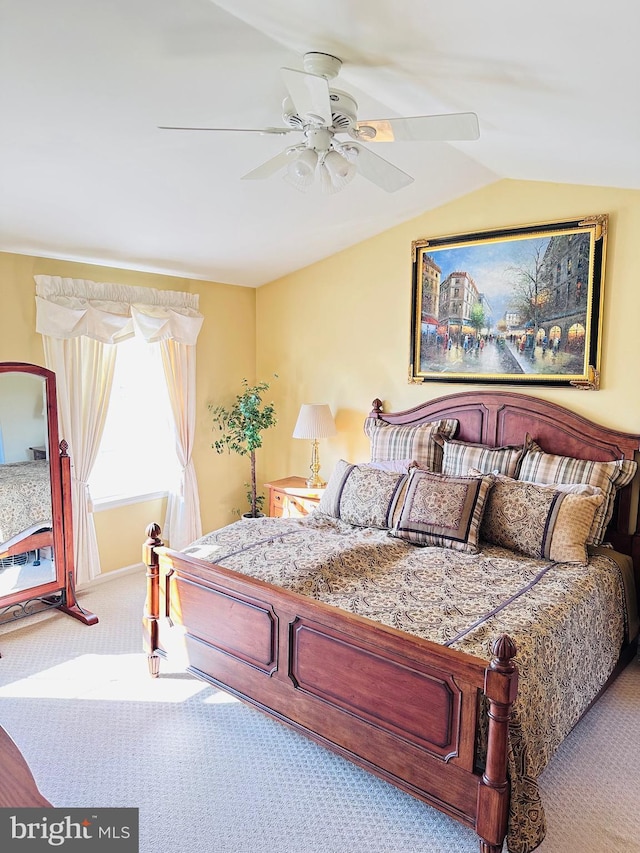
left=241, top=511, right=266, bottom=520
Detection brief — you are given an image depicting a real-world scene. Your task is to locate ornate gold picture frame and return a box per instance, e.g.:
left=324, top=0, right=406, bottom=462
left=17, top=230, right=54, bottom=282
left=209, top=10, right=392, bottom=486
left=410, top=215, right=607, bottom=389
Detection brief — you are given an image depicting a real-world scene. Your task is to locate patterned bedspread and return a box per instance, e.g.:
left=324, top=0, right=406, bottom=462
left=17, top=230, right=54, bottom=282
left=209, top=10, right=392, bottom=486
left=0, top=460, right=52, bottom=547
left=184, top=512, right=632, bottom=853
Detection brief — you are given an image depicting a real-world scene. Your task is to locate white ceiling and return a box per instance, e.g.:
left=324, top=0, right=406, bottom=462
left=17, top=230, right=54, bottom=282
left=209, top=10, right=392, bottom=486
left=2, top=0, right=639, bottom=287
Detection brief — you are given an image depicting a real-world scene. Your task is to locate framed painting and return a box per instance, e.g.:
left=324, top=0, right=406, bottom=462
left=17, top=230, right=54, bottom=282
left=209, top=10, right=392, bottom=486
left=409, top=215, right=607, bottom=389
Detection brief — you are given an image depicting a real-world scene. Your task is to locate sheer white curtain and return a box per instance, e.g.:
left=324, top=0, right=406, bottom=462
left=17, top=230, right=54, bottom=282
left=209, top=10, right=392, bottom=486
left=159, top=339, right=201, bottom=550
left=35, top=275, right=204, bottom=584
left=42, top=336, right=116, bottom=584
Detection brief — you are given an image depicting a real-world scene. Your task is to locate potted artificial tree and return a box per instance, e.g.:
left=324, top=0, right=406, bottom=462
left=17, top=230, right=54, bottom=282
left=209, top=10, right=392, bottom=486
left=209, top=378, right=277, bottom=518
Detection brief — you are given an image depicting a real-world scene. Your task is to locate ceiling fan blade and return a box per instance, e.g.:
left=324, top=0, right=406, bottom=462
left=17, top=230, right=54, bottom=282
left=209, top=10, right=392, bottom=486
left=357, top=112, right=480, bottom=143
left=241, top=149, right=292, bottom=181
left=158, top=125, right=294, bottom=136
left=349, top=144, right=413, bottom=193
left=281, top=67, right=332, bottom=125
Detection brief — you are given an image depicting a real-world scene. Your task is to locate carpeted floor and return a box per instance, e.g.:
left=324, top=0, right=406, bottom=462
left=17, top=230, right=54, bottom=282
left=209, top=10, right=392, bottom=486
left=0, top=570, right=639, bottom=853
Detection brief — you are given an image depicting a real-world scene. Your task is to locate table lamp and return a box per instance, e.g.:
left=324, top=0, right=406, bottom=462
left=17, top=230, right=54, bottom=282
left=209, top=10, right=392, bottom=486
left=292, top=403, right=337, bottom=488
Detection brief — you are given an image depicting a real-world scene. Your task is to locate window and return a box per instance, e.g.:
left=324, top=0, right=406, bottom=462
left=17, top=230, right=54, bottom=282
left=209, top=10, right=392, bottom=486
left=89, top=336, right=179, bottom=504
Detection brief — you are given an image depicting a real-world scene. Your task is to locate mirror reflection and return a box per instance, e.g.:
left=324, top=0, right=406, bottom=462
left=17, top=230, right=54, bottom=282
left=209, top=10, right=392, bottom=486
left=0, top=372, right=56, bottom=596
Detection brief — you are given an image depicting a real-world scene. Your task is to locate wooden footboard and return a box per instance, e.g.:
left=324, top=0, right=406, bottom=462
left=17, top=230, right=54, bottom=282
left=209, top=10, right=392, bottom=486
left=143, top=524, right=517, bottom=853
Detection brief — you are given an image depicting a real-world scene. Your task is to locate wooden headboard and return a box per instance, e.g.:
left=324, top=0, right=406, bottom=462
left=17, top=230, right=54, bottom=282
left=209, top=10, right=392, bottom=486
left=369, top=390, right=640, bottom=583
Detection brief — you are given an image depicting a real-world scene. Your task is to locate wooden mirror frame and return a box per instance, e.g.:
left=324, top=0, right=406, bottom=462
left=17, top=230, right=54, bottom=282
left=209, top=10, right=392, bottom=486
left=0, top=362, right=97, bottom=633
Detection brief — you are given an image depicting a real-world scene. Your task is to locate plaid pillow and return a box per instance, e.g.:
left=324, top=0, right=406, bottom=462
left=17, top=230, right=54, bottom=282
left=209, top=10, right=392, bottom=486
left=440, top=437, right=526, bottom=478
left=363, top=418, right=458, bottom=472
left=517, top=438, right=637, bottom=545
left=389, top=468, right=493, bottom=552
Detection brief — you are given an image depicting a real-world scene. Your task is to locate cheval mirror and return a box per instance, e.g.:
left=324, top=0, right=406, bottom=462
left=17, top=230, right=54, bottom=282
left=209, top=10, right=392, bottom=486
left=0, top=362, right=97, bottom=644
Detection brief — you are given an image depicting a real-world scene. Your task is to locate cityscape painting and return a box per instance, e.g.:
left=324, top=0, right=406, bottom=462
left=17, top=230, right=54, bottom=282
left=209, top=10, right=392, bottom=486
left=409, top=216, right=607, bottom=388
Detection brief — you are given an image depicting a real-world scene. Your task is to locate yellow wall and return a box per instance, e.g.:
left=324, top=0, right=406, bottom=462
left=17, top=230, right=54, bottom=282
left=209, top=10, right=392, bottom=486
left=93, top=497, right=167, bottom=573
left=0, top=251, right=256, bottom=572
left=257, top=179, right=640, bottom=483
left=3, top=177, right=640, bottom=576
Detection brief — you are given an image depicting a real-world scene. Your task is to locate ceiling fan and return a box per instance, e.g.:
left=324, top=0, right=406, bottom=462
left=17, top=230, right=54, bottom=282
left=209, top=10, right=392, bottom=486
left=159, top=52, right=480, bottom=194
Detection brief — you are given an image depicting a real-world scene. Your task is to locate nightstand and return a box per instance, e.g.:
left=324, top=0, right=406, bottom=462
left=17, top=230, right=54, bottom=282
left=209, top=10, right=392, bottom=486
left=264, top=477, right=324, bottom=518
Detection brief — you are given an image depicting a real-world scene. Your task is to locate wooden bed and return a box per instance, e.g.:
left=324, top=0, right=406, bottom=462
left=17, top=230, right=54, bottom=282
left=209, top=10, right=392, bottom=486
left=143, top=391, right=640, bottom=853
left=0, top=528, right=53, bottom=564
left=0, top=460, right=54, bottom=565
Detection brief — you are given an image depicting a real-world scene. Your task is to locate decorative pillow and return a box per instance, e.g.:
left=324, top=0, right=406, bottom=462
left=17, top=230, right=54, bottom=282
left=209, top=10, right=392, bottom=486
left=360, top=458, right=415, bottom=473
left=468, top=469, right=603, bottom=498
left=363, top=418, right=459, bottom=472
left=439, top=437, right=526, bottom=478
left=389, top=468, right=493, bottom=552
left=318, top=460, right=409, bottom=529
left=479, top=473, right=604, bottom=565
left=517, top=438, right=637, bottom=545
left=550, top=482, right=603, bottom=496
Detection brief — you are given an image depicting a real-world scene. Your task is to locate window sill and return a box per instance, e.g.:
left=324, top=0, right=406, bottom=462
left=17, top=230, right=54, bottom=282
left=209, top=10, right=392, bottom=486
left=92, top=491, right=169, bottom=512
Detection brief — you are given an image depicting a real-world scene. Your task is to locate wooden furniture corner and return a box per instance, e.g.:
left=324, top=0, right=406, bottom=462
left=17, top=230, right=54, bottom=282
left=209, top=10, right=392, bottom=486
left=0, top=726, right=52, bottom=807
left=264, top=477, right=324, bottom=518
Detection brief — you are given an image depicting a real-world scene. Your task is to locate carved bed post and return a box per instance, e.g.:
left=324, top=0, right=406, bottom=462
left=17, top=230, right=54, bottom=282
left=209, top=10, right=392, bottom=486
left=476, top=634, right=518, bottom=853
left=143, top=522, right=163, bottom=678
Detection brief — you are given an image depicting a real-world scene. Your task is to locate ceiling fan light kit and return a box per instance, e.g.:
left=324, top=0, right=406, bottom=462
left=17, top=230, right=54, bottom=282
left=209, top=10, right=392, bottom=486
left=159, top=51, right=480, bottom=194
left=284, top=147, right=317, bottom=190
left=291, top=147, right=318, bottom=177
left=283, top=122, right=359, bottom=193
left=321, top=148, right=357, bottom=193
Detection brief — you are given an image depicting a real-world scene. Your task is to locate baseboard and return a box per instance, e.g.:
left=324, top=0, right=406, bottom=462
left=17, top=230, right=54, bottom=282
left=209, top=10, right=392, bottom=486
left=77, top=562, right=144, bottom=591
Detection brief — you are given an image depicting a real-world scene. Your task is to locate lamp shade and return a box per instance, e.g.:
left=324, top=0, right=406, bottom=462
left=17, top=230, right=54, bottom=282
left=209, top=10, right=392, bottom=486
left=292, top=404, right=337, bottom=440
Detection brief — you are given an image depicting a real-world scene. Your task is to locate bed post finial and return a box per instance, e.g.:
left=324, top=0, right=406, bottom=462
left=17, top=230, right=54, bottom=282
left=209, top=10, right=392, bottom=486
left=372, top=398, right=384, bottom=418
left=491, top=634, right=517, bottom=669
left=143, top=523, right=163, bottom=678
left=146, top=522, right=162, bottom=543
left=476, top=634, right=518, bottom=853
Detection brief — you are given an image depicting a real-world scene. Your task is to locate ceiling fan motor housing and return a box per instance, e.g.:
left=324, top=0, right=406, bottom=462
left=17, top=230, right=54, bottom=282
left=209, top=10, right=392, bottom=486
left=302, top=52, right=342, bottom=79
left=282, top=89, right=358, bottom=133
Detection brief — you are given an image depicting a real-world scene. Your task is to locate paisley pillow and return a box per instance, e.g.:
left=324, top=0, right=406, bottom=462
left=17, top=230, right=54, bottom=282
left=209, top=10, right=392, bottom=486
left=389, top=468, right=493, bottom=553
left=318, top=460, right=409, bottom=529
left=480, top=473, right=604, bottom=565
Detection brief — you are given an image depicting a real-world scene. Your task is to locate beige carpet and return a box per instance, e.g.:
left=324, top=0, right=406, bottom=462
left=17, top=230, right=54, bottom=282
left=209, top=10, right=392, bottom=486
left=0, top=570, right=639, bottom=853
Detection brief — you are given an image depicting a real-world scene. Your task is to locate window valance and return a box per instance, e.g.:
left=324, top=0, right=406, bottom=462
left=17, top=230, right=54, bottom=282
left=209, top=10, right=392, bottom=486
left=35, top=276, right=204, bottom=345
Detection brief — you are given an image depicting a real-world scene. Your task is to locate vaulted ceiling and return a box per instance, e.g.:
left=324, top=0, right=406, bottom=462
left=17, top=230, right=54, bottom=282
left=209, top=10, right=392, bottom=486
left=2, top=0, right=638, bottom=286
